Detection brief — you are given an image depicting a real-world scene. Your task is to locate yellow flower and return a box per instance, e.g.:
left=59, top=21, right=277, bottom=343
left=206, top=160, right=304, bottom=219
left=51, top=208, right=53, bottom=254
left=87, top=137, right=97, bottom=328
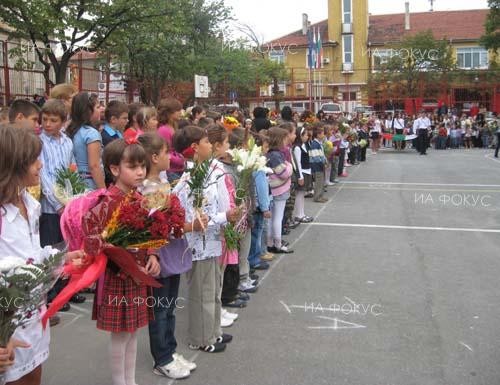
left=128, top=239, right=168, bottom=249
left=102, top=203, right=121, bottom=240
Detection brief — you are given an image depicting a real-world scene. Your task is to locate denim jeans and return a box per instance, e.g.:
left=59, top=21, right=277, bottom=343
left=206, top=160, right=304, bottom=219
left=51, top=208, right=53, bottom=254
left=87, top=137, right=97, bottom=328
left=248, top=212, right=264, bottom=267
left=148, top=274, right=180, bottom=366
left=482, top=134, right=489, bottom=148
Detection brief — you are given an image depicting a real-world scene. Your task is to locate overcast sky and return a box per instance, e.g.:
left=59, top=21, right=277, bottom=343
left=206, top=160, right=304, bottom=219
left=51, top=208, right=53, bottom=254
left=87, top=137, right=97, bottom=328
left=225, top=0, right=489, bottom=42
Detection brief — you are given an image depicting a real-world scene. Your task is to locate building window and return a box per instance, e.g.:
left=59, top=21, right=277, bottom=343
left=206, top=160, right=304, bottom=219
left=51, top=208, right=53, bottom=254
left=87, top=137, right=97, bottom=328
left=343, top=35, right=353, bottom=64
left=342, top=92, right=356, bottom=101
left=343, top=0, right=352, bottom=23
left=457, top=47, right=488, bottom=69
left=269, top=52, right=285, bottom=64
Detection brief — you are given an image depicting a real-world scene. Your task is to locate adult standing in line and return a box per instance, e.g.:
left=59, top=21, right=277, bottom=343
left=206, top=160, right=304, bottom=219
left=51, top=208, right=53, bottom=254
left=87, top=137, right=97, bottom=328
left=157, top=98, right=185, bottom=181
left=370, top=113, right=383, bottom=154
left=415, top=112, right=430, bottom=155
left=392, top=112, right=405, bottom=151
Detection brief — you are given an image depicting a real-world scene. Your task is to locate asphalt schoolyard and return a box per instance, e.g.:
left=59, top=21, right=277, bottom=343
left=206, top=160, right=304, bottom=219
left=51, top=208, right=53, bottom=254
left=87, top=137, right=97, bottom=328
left=44, top=146, right=500, bottom=385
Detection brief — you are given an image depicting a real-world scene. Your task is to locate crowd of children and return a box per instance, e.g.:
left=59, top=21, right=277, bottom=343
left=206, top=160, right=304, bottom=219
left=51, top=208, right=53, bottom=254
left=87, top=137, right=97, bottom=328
left=0, top=90, right=417, bottom=385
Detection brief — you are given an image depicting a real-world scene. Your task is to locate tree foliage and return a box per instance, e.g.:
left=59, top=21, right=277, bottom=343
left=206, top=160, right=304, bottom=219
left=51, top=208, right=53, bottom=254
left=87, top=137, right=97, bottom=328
left=370, top=31, right=455, bottom=98
left=480, top=0, right=500, bottom=53
left=0, top=0, right=174, bottom=85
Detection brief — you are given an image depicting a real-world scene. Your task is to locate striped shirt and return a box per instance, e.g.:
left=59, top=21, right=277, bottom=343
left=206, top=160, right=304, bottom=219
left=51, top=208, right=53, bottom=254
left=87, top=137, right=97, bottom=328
left=39, top=131, right=75, bottom=213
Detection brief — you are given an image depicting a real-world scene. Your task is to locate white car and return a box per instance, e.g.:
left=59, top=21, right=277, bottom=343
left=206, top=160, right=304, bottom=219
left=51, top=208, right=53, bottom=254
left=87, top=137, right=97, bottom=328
left=320, top=103, right=343, bottom=118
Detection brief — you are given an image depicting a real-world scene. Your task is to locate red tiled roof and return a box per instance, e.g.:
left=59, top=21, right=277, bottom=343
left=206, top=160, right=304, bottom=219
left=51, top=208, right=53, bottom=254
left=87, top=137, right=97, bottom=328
left=266, top=9, right=489, bottom=47
left=265, top=20, right=329, bottom=48
left=369, top=9, right=489, bottom=44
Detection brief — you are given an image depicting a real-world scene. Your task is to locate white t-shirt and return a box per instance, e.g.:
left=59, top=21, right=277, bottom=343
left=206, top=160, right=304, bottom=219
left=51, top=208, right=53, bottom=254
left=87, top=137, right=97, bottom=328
left=0, top=190, right=51, bottom=382
left=372, top=119, right=382, bottom=133
left=393, top=119, right=405, bottom=130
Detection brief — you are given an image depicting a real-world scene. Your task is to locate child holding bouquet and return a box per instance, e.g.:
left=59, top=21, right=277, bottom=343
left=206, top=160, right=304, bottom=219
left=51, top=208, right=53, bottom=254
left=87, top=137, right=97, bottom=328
left=82, top=139, right=161, bottom=385
left=173, top=125, right=239, bottom=353
left=206, top=125, right=247, bottom=311
left=138, top=132, right=201, bottom=379
left=0, top=125, right=84, bottom=385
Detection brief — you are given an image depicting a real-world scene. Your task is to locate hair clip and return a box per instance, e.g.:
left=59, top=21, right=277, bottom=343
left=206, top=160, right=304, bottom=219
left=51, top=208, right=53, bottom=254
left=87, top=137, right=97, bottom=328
left=125, top=132, right=140, bottom=145
left=182, top=146, right=196, bottom=159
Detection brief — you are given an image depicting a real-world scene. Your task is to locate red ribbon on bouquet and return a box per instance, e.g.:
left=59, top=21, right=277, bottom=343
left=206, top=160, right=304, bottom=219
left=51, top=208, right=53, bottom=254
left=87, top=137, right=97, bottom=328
left=41, top=246, right=161, bottom=328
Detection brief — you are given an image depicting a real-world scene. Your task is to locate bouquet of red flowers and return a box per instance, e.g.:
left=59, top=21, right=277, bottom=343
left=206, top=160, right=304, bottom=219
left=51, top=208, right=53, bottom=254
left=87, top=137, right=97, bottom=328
left=101, top=190, right=185, bottom=250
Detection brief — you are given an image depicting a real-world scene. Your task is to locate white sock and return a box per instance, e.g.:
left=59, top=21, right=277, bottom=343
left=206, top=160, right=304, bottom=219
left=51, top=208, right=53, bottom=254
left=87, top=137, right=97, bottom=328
left=110, top=332, right=131, bottom=385
left=124, top=331, right=138, bottom=385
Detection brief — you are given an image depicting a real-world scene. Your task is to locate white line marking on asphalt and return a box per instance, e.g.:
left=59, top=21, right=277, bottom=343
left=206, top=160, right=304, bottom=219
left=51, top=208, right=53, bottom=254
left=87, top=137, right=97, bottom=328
left=61, top=314, right=82, bottom=329
left=485, top=153, right=500, bottom=164
left=308, top=222, right=500, bottom=234
left=340, top=181, right=500, bottom=188
left=67, top=303, right=91, bottom=314
left=308, top=316, right=366, bottom=330
left=333, top=186, right=500, bottom=193
left=459, top=341, right=474, bottom=352
left=258, top=164, right=362, bottom=285
left=280, top=300, right=292, bottom=314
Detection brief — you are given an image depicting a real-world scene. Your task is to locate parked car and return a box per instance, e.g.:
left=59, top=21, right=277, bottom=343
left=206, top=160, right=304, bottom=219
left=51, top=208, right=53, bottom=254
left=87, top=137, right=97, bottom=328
left=354, top=105, right=374, bottom=117
left=320, top=102, right=343, bottom=118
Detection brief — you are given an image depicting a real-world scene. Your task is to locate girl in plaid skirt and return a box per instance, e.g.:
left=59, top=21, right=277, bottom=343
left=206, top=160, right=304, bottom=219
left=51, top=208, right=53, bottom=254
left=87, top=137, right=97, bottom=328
left=83, top=138, right=160, bottom=385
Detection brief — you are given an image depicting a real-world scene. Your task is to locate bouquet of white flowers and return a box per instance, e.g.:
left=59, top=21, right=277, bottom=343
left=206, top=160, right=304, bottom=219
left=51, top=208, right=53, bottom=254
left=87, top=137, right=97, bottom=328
left=0, top=247, right=66, bottom=351
left=224, top=137, right=272, bottom=250
left=227, top=136, right=272, bottom=205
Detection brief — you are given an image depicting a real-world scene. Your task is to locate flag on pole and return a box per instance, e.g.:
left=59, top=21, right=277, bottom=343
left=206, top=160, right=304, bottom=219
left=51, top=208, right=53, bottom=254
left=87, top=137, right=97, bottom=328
left=316, top=27, right=323, bottom=69
left=306, top=27, right=314, bottom=69
left=312, top=27, right=317, bottom=69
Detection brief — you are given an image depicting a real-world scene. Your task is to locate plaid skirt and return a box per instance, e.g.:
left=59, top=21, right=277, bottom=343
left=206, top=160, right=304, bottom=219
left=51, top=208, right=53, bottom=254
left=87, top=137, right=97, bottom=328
left=92, top=268, right=154, bottom=332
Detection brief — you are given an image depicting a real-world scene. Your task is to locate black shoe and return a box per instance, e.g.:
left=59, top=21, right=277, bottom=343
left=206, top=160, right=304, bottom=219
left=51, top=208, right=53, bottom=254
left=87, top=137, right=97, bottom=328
left=216, top=333, right=233, bottom=344
left=250, top=273, right=259, bottom=281
left=49, top=315, right=61, bottom=327
left=223, top=298, right=248, bottom=308
left=288, top=221, right=300, bottom=229
left=237, top=291, right=250, bottom=301
left=269, top=246, right=294, bottom=254
left=59, top=303, right=71, bottom=312
left=251, top=262, right=270, bottom=270
left=189, top=342, right=226, bottom=353
left=70, top=294, right=86, bottom=304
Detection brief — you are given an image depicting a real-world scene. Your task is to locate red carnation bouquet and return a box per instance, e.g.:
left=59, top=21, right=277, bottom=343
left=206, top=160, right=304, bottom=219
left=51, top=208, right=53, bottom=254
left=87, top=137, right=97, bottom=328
left=101, top=190, right=185, bottom=250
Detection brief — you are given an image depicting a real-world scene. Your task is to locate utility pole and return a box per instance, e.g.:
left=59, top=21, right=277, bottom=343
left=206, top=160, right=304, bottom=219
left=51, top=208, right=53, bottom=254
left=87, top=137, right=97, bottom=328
left=429, top=0, right=435, bottom=12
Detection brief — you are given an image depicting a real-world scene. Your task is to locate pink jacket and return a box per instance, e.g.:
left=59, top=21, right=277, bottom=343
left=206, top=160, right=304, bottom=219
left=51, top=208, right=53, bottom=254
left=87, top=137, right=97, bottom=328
left=157, top=124, right=185, bottom=174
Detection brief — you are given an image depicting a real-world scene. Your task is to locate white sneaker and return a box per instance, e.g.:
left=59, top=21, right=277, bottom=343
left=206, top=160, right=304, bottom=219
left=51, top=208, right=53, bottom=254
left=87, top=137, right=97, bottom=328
left=326, top=181, right=335, bottom=186
left=221, top=314, right=234, bottom=327
left=173, top=353, right=197, bottom=371
left=222, top=308, right=238, bottom=321
left=153, top=359, right=190, bottom=379
left=238, top=279, right=257, bottom=292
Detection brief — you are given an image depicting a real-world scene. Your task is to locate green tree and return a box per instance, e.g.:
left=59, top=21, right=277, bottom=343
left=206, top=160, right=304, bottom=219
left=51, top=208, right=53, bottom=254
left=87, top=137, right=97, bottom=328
left=104, top=0, right=232, bottom=105
left=0, top=0, right=172, bottom=85
left=480, top=0, right=500, bottom=53
left=369, top=31, right=456, bottom=113
left=235, top=23, right=289, bottom=110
